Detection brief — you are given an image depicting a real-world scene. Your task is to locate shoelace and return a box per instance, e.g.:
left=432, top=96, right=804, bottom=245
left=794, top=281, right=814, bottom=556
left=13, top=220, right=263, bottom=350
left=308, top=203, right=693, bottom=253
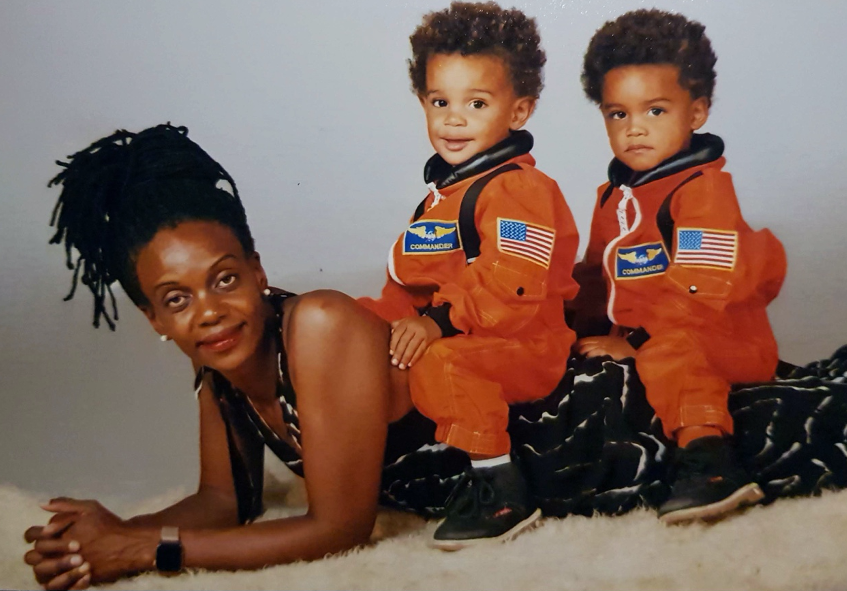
left=445, top=469, right=497, bottom=517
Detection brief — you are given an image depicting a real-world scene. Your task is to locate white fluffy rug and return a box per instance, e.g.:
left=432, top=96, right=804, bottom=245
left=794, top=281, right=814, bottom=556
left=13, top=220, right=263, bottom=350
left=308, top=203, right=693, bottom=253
left=4, top=468, right=847, bottom=591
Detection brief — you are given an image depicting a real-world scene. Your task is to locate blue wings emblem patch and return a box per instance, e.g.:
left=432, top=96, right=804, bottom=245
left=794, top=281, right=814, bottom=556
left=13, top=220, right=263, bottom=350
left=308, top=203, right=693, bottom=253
left=403, top=220, right=461, bottom=254
left=615, top=242, right=669, bottom=279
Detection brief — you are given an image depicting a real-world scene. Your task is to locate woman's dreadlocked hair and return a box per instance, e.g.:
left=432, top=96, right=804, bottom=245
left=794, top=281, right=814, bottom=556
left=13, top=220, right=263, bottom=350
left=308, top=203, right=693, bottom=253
left=48, top=123, right=254, bottom=330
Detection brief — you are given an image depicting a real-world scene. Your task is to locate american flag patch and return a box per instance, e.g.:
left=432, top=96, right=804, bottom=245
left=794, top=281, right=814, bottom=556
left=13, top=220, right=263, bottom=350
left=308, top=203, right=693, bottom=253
left=675, top=228, right=737, bottom=269
left=497, top=218, right=555, bottom=268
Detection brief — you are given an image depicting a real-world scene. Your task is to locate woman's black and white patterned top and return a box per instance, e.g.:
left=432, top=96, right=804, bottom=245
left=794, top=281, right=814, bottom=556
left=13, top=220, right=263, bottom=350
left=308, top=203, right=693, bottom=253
left=196, top=289, right=468, bottom=523
left=198, top=291, right=847, bottom=523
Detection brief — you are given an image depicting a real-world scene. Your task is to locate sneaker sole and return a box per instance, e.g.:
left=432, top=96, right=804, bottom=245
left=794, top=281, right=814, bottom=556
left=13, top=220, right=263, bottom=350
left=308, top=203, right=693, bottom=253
left=429, top=508, right=543, bottom=551
left=659, top=482, right=765, bottom=525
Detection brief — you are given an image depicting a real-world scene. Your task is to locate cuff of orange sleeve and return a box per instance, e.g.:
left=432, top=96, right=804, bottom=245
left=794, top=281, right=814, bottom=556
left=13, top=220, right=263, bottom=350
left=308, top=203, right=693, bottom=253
left=675, top=405, right=734, bottom=437
left=435, top=423, right=511, bottom=457
left=422, top=303, right=463, bottom=337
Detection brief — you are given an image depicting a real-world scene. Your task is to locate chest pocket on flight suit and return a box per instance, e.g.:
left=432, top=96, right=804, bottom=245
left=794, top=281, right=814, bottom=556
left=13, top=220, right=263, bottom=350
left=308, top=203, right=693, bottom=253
left=655, top=171, right=734, bottom=304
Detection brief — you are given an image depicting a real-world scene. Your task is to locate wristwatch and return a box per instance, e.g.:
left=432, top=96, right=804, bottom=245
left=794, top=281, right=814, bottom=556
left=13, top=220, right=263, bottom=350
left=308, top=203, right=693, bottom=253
left=154, top=526, right=183, bottom=573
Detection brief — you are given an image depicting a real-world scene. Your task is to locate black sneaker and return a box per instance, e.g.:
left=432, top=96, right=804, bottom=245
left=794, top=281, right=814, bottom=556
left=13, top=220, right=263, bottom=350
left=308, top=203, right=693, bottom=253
left=658, top=435, right=764, bottom=524
left=430, top=461, right=541, bottom=551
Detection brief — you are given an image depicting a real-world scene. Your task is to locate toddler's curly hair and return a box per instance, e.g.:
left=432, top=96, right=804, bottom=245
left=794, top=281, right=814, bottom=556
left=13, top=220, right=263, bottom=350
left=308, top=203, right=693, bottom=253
left=582, top=9, right=717, bottom=105
left=408, top=1, right=546, bottom=98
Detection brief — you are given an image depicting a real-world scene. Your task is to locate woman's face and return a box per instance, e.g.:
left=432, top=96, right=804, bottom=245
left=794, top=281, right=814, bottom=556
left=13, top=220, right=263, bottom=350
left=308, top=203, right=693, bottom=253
left=135, top=220, right=269, bottom=374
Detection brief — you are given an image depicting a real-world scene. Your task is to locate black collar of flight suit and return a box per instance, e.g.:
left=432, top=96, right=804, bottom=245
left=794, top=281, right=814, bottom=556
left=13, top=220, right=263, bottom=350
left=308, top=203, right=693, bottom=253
left=601, top=133, right=725, bottom=207
left=423, top=130, right=534, bottom=190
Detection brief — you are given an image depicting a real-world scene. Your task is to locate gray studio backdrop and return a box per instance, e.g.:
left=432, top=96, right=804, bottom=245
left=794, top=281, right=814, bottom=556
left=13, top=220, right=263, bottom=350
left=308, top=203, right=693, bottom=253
left=1, top=0, right=845, bottom=503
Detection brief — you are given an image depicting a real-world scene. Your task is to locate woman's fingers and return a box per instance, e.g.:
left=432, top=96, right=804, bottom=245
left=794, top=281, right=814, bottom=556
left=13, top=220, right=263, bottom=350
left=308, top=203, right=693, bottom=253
left=68, top=573, right=91, bottom=590
left=23, top=549, right=44, bottom=566
left=24, top=516, right=75, bottom=543
left=44, top=562, right=91, bottom=591
left=24, top=539, right=80, bottom=568
left=40, top=498, right=92, bottom=513
left=33, top=554, right=85, bottom=585
left=34, top=538, right=80, bottom=556
left=24, top=526, right=45, bottom=544
left=42, top=514, right=77, bottom=537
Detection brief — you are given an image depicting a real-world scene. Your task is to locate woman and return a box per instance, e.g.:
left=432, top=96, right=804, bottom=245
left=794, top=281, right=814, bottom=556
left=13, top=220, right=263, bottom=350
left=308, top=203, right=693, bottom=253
left=24, top=124, right=472, bottom=588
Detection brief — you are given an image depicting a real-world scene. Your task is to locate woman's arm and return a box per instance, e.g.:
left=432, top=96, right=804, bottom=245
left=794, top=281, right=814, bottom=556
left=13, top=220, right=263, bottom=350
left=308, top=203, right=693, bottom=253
left=123, top=380, right=240, bottom=529
left=37, top=291, right=401, bottom=582
left=24, top=375, right=241, bottom=589
left=35, top=380, right=242, bottom=533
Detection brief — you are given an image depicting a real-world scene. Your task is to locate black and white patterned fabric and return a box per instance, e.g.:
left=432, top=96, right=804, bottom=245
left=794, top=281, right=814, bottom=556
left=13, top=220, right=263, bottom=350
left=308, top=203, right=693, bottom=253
left=510, top=355, right=670, bottom=516
left=509, top=345, right=847, bottom=517
left=209, top=291, right=847, bottom=523
left=731, top=346, right=847, bottom=501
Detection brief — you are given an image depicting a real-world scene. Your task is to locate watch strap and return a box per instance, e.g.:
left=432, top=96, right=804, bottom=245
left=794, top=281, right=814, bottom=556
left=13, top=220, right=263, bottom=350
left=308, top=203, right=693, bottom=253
left=155, top=526, right=183, bottom=572
left=160, top=526, right=179, bottom=543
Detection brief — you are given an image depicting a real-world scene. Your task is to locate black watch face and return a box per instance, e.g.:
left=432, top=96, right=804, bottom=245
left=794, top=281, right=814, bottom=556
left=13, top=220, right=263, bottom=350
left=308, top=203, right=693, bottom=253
left=156, top=542, right=182, bottom=572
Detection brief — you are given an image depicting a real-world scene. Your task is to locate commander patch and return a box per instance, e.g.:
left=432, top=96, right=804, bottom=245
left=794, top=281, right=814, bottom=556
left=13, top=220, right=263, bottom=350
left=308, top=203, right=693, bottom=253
left=403, top=220, right=461, bottom=255
left=615, top=242, right=669, bottom=279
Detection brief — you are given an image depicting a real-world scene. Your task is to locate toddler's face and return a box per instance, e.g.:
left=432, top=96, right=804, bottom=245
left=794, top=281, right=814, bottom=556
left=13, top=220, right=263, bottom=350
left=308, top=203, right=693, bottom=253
left=600, top=64, right=708, bottom=171
left=420, top=53, right=533, bottom=166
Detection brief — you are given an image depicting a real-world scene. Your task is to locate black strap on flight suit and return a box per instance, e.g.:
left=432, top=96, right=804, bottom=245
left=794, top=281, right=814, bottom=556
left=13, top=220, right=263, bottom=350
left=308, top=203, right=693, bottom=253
left=412, top=162, right=522, bottom=264
left=654, top=171, right=704, bottom=252
left=601, top=170, right=705, bottom=352
left=412, top=198, right=427, bottom=223
left=413, top=163, right=523, bottom=337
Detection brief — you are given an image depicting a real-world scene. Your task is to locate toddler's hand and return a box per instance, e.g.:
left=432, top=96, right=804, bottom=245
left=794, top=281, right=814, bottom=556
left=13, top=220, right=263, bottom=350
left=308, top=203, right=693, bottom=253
left=574, top=336, right=636, bottom=361
left=390, top=315, right=442, bottom=369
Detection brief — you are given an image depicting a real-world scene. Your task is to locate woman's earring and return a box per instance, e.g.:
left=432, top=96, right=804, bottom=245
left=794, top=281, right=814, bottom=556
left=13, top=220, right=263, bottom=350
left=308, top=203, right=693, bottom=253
left=263, top=288, right=271, bottom=296
left=160, top=334, right=170, bottom=342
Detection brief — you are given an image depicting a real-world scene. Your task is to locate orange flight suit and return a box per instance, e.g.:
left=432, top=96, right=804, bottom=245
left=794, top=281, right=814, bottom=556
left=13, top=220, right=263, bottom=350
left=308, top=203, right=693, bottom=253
left=360, top=152, right=580, bottom=456
left=571, top=137, right=785, bottom=439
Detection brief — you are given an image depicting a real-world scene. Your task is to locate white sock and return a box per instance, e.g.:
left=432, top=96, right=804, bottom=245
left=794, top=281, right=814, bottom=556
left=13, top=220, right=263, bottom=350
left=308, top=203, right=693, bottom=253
left=470, top=454, right=511, bottom=469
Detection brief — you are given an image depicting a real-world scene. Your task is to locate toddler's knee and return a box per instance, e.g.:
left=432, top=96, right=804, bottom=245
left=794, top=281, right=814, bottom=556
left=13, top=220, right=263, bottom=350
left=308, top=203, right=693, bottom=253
left=412, top=338, right=454, bottom=373
left=409, top=342, right=454, bottom=406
